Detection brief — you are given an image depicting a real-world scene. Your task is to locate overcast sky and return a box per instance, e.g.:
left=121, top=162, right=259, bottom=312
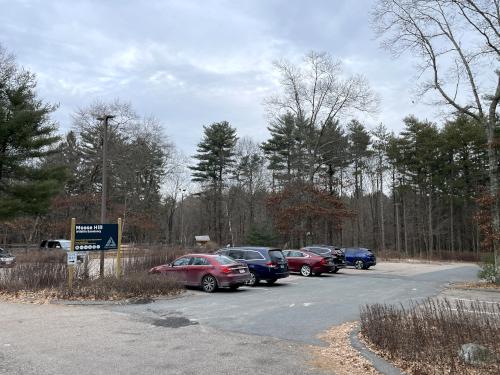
left=1, top=0, right=436, bottom=155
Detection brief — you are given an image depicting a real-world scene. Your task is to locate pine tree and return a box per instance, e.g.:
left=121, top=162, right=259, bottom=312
left=0, top=46, right=65, bottom=219
left=190, top=121, right=237, bottom=243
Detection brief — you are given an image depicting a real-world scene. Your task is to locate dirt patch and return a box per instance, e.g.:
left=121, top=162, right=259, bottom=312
left=451, top=281, right=500, bottom=290
left=310, top=322, right=380, bottom=375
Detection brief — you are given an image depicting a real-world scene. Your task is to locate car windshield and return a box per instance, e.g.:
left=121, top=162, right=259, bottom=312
left=215, top=255, right=237, bottom=265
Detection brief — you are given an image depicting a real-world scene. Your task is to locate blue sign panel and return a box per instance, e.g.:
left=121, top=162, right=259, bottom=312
left=74, top=224, right=118, bottom=251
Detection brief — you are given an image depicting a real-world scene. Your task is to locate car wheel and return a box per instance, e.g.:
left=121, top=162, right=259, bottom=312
left=266, top=279, right=277, bottom=285
left=201, top=275, right=218, bottom=293
left=246, top=271, right=259, bottom=286
left=314, top=272, right=322, bottom=276
left=300, top=265, right=312, bottom=277
left=332, top=267, right=339, bottom=274
left=364, top=265, right=371, bottom=270
left=354, top=260, right=365, bottom=270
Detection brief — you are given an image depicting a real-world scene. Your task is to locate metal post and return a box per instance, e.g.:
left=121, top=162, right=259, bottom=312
left=180, top=189, right=185, bottom=245
left=116, top=217, right=122, bottom=278
left=97, top=114, right=115, bottom=278
left=68, top=217, right=76, bottom=289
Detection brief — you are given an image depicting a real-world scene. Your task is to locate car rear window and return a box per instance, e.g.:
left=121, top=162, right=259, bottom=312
left=215, top=255, right=236, bottom=265
left=306, top=247, right=327, bottom=255
left=228, top=250, right=244, bottom=259
left=243, top=250, right=264, bottom=260
left=269, top=250, right=285, bottom=261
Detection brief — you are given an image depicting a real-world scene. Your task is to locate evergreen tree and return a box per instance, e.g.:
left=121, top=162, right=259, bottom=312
left=347, top=119, right=372, bottom=245
left=190, top=121, right=237, bottom=243
left=317, top=119, right=350, bottom=195
left=261, top=113, right=297, bottom=185
left=0, top=46, right=65, bottom=219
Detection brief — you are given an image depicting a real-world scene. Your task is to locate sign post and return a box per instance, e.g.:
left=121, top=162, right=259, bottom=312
left=116, top=218, right=122, bottom=278
left=68, top=217, right=76, bottom=289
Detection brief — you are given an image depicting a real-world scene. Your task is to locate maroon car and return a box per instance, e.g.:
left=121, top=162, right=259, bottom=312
left=149, top=254, right=250, bottom=292
left=282, top=249, right=334, bottom=276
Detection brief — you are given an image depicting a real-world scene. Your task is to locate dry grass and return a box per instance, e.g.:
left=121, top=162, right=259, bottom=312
left=120, top=246, right=192, bottom=274
left=0, top=247, right=186, bottom=302
left=310, top=322, right=380, bottom=375
left=452, top=281, right=500, bottom=290
left=360, top=298, right=500, bottom=374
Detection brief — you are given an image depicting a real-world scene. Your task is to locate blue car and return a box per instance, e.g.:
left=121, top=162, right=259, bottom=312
left=216, top=247, right=289, bottom=286
left=342, top=247, right=377, bottom=270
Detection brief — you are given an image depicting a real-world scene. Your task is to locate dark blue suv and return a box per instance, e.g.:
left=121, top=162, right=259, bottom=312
left=342, top=247, right=377, bottom=269
left=216, top=247, right=289, bottom=286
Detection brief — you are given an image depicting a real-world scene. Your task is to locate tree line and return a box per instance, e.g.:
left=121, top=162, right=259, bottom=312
left=0, top=0, right=498, bottom=264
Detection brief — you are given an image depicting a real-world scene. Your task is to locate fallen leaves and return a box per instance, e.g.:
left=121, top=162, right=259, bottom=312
left=310, top=322, right=380, bottom=375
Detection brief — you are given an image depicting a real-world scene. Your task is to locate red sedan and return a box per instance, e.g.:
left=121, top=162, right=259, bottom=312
left=149, top=254, right=250, bottom=292
left=282, top=249, right=334, bottom=276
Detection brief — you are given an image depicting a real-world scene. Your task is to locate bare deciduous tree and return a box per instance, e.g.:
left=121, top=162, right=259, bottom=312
left=372, top=0, right=500, bottom=276
left=266, top=51, right=379, bottom=181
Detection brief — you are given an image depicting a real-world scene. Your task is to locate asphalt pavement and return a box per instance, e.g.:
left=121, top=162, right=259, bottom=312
left=0, top=261, right=481, bottom=375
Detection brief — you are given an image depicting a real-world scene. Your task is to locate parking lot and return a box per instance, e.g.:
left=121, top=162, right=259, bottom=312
left=0, top=261, right=488, bottom=375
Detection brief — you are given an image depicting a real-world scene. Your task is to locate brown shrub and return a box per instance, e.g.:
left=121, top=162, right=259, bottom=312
left=0, top=247, right=184, bottom=300
left=360, top=298, right=500, bottom=374
left=121, top=246, right=193, bottom=273
left=14, top=250, right=66, bottom=264
left=0, top=262, right=67, bottom=291
left=61, top=272, right=181, bottom=300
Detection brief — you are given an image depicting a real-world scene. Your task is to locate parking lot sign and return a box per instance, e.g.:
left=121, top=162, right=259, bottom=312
left=74, top=224, right=119, bottom=251
left=67, top=252, right=78, bottom=266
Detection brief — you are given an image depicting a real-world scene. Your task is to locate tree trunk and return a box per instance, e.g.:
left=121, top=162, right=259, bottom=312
left=428, top=191, right=433, bottom=258
left=379, top=173, right=385, bottom=252
left=486, top=115, right=500, bottom=280
left=402, top=195, right=408, bottom=256
left=450, top=196, right=454, bottom=253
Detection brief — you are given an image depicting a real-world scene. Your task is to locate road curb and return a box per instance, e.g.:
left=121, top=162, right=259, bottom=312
left=349, top=326, right=405, bottom=375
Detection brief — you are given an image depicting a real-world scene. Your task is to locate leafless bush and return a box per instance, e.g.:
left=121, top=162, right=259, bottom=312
left=0, top=247, right=185, bottom=300
left=0, top=262, right=67, bottom=291
left=14, top=250, right=66, bottom=264
left=360, top=298, right=500, bottom=374
left=121, top=245, right=194, bottom=273
left=61, top=272, right=181, bottom=300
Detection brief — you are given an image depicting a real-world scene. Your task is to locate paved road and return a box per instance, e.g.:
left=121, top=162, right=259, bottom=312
left=0, top=262, right=481, bottom=375
left=109, top=261, right=479, bottom=345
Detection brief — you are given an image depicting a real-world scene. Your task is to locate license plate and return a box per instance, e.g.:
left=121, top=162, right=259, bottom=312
left=239, top=269, right=246, bottom=273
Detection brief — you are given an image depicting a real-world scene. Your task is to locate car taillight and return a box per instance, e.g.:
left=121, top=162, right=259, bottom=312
left=266, top=262, right=277, bottom=268
left=320, top=258, right=327, bottom=265
left=220, top=266, right=231, bottom=274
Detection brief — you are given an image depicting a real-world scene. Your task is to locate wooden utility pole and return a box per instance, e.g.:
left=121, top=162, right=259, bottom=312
left=97, top=114, right=115, bottom=278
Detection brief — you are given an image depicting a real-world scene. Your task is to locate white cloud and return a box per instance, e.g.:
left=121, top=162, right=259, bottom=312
left=0, top=0, right=448, bottom=155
